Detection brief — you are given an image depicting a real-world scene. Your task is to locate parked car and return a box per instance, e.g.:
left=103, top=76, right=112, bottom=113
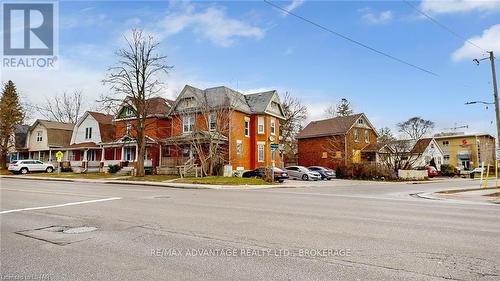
left=469, top=167, right=484, bottom=179
left=307, top=166, right=336, bottom=180
left=285, top=166, right=321, bottom=181
left=416, top=166, right=439, bottom=178
left=8, top=160, right=55, bottom=174
left=242, top=167, right=289, bottom=183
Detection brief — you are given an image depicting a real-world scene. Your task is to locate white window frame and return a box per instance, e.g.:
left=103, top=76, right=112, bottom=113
left=364, top=130, right=369, bottom=143
left=354, top=129, right=359, bottom=142
left=183, top=115, right=195, bottom=133
left=124, top=147, right=135, bottom=161
left=257, top=142, right=265, bottom=162
left=270, top=117, right=276, bottom=136
left=244, top=117, right=250, bottom=137
left=258, top=116, right=265, bottom=134
left=85, top=127, right=92, bottom=140
left=208, top=113, right=217, bottom=132
left=36, top=131, right=43, bottom=142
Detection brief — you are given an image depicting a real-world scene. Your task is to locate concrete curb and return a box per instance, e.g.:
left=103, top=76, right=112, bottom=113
left=0, top=175, right=282, bottom=190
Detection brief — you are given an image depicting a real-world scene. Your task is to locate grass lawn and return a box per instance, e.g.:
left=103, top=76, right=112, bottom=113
left=31, top=172, right=116, bottom=179
left=437, top=186, right=500, bottom=194
left=125, top=175, right=179, bottom=182
left=0, top=169, right=11, bottom=175
left=174, top=176, right=271, bottom=185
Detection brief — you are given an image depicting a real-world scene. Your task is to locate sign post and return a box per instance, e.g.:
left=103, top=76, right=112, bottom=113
left=270, top=144, right=279, bottom=182
left=55, top=151, right=64, bottom=174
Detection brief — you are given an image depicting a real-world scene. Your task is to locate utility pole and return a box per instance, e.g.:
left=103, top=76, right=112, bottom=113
left=489, top=51, right=500, bottom=145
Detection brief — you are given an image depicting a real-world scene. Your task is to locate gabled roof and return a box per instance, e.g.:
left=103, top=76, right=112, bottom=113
left=115, top=96, right=173, bottom=120
left=87, top=111, right=115, bottom=143
left=411, top=138, right=433, bottom=154
left=31, top=119, right=74, bottom=131
left=297, top=114, right=365, bottom=139
left=170, top=85, right=285, bottom=119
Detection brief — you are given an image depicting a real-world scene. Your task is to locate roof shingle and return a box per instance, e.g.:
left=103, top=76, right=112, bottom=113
left=297, top=114, right=364, bottom=139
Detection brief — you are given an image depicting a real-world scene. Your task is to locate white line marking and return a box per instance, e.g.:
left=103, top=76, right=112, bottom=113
left=0, top=197, right=122, bottom=215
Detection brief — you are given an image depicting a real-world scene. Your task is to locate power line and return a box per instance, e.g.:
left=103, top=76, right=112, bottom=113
left=263, top=0, right=438, bottom=76
left=403, top=1, right=487, bottom=52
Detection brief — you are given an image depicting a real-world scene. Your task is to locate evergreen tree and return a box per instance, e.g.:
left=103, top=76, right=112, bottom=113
left=335, top=98, right=353, bottom=117
left=0, top=80, right=25, bottom=168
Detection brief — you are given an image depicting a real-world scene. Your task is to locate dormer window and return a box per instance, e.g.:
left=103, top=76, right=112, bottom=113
left=182, top=97, right=195, bottom=108
left=85, top=127, right=92, bottom=140
left=208, top=113, right=217, bottom=132
left=358, top=119, right=364, bottom=125
left=36, top=131, right=43, bottom=142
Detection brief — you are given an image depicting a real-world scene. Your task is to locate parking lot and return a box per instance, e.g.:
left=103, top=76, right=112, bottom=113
left=1, top=177, right=499, bottom=280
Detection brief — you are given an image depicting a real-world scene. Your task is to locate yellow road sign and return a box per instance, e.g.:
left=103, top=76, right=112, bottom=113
left=55, top=151, right=64, bottom=159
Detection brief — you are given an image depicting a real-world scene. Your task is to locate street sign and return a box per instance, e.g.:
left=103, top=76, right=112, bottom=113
left=270, top=143, right=279, bottom=151
left=55, top=151, right=64, bottom=160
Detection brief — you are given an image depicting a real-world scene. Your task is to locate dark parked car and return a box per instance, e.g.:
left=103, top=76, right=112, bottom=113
left=242, top=167, right=289, bottom=183
left=307, top=166, right=336, bottom=180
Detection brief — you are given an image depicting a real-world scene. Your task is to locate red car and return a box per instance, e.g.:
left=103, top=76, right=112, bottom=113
left=426, top=166, right=439, bottom=178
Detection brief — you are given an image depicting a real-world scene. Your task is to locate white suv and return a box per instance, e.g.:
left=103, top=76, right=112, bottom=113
left=8, top=160, right=55, bottom=174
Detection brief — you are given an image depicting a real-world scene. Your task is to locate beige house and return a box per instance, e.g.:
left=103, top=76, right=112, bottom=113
left=26, top=120, right=74, bottom=162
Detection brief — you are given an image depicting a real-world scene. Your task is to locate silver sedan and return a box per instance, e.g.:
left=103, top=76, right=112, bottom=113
left=285, top=166, right=321, bottom=181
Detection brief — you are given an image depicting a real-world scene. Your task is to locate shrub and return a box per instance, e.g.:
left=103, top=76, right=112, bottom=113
left=440, top=164, right=457, bottom=177
left=335, top=163, right=393, bottom=180
left=107, top=164, right=121, bottom=174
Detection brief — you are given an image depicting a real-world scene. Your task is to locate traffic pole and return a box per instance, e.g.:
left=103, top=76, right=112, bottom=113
left=496, top=160, right=498, bottom=187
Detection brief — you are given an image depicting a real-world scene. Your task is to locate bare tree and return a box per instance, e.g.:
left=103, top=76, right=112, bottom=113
left=397, top=117, right=434, bottom=140
left=380, top=140, right=423, bottom=170
left=324, top=104, right=336, bottom=118
left=170, top=93, right=237, bottom=176
left=35, top=90, right=85, bottom=124
left=280, top=92, right=307, bottom=166
left=102, top=29, right=173, bottom=177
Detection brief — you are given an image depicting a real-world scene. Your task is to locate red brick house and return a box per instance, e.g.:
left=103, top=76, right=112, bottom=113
left=99, top=96, right=173, bottom=173
left=297, top=113, right=379, bottom=169
left=163, top=85, right=285, bottom=175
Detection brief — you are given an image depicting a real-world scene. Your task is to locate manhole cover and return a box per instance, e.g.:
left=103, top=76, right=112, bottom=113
left=63, top=226, right=98, bottom=234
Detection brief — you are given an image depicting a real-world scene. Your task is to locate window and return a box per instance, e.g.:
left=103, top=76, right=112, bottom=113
left=270, top=118, right=276, bottom=136
left=364, top=130, right=369, bottom=143
left=36, top=131, right=43, bottom=142
left=244, top=117, right=250, bottom=137
left=354, top=129, right=359, bottom=142
left=431, top=143, right=435, bottom=149
left=87, top=150, right=96, bottom=161
left=257, top=143, right=265, bottom=162
left=208, top=113, right=217, bottom=132
left=85, top=127, right=92, bottom=139
left=358, top=119, right=364, bottom=124
left=123, top=107, right=134, bottom=117
left=258, top=116, right=265, bottom=134
left=236, top=140, right=242, bottom=156
left=444, top=155, right=450, bottom=161
left=124, top=147, right=135, bottom=161
left=183, top=115, right=195, bottom=133
left=163, top=146, right=171, bottom=157
left=443, top=140, right=449, bottom=147
left=126, top=123, right=132, bottom=135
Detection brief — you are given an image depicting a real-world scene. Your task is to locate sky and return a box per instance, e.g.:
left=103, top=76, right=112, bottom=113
left=2, top=0, right=500, bottom=138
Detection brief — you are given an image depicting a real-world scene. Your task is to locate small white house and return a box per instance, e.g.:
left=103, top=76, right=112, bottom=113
left=410, top=138, right=444, bottom=170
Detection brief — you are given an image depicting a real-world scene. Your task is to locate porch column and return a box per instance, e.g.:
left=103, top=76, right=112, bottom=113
left=121, top=146, right=124, bottom=161
left=135, top=143, right=138, bottom=162
left=101, top=147, right=105, bottom=162
left=38, top=151, right=41, bottom=160
left=48, top=150, right=52, bottom=161
left=159, top=144, right=162, bottom=167
left=16, top=152, right=19, bottom=160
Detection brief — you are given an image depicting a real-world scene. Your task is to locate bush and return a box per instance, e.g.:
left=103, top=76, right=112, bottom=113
left=335, top=163, right=393, bottom=180
left=107, top=164, right=121, bottom=174
left=440, top=164, right=457, bottom=177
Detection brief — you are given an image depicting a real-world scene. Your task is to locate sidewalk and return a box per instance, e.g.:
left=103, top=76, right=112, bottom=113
left=433, top=188, right=500, bottom=204
left=0, top=175, right=281, bottom=190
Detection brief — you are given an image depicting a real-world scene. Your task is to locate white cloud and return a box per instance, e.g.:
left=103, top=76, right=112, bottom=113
left=421, top=0, right=500, bottom=14
left=361, top=10, right=393, bottom=25
left=161, top=4, right=264, bottom=47
left=452, top=24, right=500, bottom=61
left=284, top=0, right=305, bottom=13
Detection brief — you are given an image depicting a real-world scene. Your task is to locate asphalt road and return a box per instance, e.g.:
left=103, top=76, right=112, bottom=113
left=1, top=178, right=499, bottom=281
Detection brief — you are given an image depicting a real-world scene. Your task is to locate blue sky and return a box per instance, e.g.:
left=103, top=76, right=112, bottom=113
left=3, top=0, right=500, bottom=137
